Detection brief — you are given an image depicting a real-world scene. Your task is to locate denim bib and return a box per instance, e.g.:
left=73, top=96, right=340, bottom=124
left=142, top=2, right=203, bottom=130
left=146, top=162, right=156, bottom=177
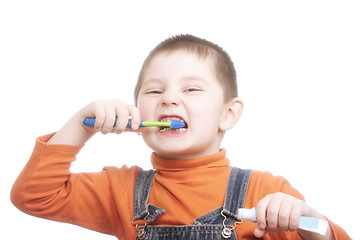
left=132, top=167, right=251, bottom=240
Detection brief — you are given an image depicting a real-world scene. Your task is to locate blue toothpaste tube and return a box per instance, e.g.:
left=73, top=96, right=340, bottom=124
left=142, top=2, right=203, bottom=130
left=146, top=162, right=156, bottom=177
left=236, top=207, right=328, bottom=235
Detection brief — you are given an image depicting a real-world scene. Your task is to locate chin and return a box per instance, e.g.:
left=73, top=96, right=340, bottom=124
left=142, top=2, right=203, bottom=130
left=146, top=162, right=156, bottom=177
left=155, top=147, right=188, bottom=156
left=154, top=145, right=205, bottom=160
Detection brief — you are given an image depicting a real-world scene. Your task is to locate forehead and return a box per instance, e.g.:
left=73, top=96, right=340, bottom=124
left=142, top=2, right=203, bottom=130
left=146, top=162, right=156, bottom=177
left=143, top=50, right=216, bottom=83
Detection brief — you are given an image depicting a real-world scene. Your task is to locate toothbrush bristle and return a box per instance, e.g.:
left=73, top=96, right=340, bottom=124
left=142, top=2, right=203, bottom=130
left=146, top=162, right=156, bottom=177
left=170, top=120, right=186, bottom=129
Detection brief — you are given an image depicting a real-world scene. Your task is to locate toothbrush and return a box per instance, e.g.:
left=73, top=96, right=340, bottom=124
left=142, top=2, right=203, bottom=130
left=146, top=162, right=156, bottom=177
left=82, top=117, right=186, bottom=129
left=236, top=207, right=328, bottom=236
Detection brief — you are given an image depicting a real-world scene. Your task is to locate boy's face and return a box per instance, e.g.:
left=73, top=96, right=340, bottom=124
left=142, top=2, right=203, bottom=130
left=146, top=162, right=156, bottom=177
left=137, top=50, right=228, bottom=160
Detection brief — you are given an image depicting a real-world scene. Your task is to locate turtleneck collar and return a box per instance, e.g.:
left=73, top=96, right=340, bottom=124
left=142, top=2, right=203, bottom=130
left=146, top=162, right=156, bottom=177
left=151, top=149, right=229, bottom=171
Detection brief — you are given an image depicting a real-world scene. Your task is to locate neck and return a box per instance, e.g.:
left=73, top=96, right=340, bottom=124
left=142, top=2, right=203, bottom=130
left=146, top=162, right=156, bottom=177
left=151, top=149, right=229, bottom=171
left=155, top=148, right=222, bottom=161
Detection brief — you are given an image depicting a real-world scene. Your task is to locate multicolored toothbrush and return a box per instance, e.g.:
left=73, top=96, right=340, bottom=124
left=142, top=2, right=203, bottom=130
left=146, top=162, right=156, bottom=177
left=83, top=117, right=186, bottom=129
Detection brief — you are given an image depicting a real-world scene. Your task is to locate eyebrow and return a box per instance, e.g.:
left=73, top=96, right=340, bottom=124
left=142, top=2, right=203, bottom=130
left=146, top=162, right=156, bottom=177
left=142, top=78, right=163, bottom=85
left=141, top=78, right=164, bottom=90
left=143, top=76, right=208, bottom=86
left=180, top=76, right=207, bottom=83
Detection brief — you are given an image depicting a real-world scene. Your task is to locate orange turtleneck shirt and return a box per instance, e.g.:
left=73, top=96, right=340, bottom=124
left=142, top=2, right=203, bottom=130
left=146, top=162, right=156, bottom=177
left=11, top=134, right=350, bottom=239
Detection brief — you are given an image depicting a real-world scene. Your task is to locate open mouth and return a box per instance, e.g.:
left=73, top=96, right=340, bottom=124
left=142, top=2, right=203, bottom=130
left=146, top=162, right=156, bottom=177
left=158, top=117, right=188, bottom=133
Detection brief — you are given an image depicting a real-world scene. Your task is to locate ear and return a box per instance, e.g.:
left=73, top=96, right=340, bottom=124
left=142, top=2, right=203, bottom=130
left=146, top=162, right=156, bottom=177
left=220, top=97, right=244, bottom=131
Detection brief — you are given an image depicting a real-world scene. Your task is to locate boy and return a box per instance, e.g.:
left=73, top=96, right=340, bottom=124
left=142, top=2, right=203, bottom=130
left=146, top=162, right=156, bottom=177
left=11, top=35, right=350, bottom=239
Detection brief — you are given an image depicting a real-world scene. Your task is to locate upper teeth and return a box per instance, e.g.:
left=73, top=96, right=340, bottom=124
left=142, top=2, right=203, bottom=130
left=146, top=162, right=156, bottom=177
left=160, top=117, right=184, bottom=123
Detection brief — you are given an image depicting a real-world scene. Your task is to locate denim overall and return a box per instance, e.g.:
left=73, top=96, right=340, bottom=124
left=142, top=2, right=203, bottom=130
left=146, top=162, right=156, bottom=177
left=132, top=167, right=252, bottom=240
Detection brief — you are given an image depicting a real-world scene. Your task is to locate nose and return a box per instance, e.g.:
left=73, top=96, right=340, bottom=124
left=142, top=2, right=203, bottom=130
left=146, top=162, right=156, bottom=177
left=161, top=90, right=181, bottom=107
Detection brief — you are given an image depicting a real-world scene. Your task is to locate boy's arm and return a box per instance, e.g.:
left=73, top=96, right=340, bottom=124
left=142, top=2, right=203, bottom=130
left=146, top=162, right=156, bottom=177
left=11, top=134, right=139, bottom=236
left=11, top=134, right=109, bottom=231
left=11, top=99, right=141, bottom=236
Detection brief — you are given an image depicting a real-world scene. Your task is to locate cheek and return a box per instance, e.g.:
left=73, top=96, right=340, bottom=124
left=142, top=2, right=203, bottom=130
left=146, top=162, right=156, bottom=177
left=189, top=100, right=224, bottom=128
left=138, top=106, right=150, bottom=119
left=138, top=99, right=155, bottom=119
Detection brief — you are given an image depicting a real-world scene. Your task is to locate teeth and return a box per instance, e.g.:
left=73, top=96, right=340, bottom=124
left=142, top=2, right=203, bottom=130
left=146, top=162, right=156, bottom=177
left=176, top=128, right=187, bottom=132
left=159, top=127, right=187, bottom=133
left=160, top=117, right=185, bottom=123
left=159, top=127, right=167, bottom=133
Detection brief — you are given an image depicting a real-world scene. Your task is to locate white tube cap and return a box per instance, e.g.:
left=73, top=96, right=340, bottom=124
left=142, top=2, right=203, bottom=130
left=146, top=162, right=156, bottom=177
left=236, top=207, right=257, bottom=222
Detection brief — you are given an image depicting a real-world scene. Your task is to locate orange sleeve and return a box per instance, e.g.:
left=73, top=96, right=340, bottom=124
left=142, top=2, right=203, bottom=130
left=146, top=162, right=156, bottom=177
left=241, top=170, right=351, bottom=239
left=245, top=170, right=305, bottom=207
left=10, top=134, right=139, bottom=237
left=327, top=218, right=352, bottom=239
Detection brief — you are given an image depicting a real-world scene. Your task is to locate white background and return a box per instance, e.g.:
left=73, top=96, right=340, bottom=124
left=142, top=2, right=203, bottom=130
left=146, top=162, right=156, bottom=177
left=1, top=0, right=359, bottom=239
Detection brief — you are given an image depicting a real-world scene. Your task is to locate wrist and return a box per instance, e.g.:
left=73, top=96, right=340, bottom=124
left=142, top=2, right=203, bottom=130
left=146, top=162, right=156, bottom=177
left=48, top=113, right=95, bottom=145
left=298, top=208, right=334, bottom=240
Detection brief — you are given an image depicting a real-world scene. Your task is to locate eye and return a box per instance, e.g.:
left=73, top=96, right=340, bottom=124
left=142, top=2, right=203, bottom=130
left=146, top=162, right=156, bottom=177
left=184, top=87, right=201, bottom=93
left=145, top=89, right=163, bottom=94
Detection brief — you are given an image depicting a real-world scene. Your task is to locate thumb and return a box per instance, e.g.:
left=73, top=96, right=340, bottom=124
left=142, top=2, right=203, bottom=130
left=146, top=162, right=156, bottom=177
left=254, top=224, right=267, bottom=238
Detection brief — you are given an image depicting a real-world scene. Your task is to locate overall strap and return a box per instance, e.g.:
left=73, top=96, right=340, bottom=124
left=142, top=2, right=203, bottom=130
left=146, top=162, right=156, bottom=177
left=222, top=167, right=252, bottom=220
left=194, top=167, right=252, bottom=226
left=133, top=169, right=165, bottom=223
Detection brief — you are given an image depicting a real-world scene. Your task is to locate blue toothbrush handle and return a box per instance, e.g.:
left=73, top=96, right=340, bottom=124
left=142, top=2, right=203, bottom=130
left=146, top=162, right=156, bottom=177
left=82, top=117, right=144, bottom=128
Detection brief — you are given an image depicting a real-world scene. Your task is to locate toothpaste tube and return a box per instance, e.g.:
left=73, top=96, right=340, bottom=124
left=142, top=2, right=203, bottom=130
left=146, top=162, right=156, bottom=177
left=236, top=207, right=328, bottom=235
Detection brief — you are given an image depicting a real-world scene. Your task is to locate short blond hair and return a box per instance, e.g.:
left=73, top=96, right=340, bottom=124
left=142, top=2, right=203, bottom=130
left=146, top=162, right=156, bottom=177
left=134, top=34, right=237, bottom=105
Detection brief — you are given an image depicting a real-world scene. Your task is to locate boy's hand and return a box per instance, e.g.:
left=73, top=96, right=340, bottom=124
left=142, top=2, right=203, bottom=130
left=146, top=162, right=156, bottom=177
left=254, top=192, right=309, bottom=237
left=80, top=99, right=141, bottom=135
left=254, top=192, right=333, bottom=239
left=48, top=99, right=140, bottom=145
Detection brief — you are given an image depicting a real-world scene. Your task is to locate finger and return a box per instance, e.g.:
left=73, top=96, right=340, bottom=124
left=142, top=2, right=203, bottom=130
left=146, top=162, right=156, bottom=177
left=278, top=199, right=292, bottom=232
left=101, top=106, right=117, bottom=134
left=289, top=201, right=304, bottom=231
left=256, top=195, right=271, bottom=230
left=93, top=105, right=106, bottom=132
left=128, top=105, right=141, bottom=130
left=254, top=226, right=267, bottom=238
left=266, top=194, right=282, bottom=233
left=111, top=105, right=124, bottom=134
left=114, top=106, right=130, bottom=133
